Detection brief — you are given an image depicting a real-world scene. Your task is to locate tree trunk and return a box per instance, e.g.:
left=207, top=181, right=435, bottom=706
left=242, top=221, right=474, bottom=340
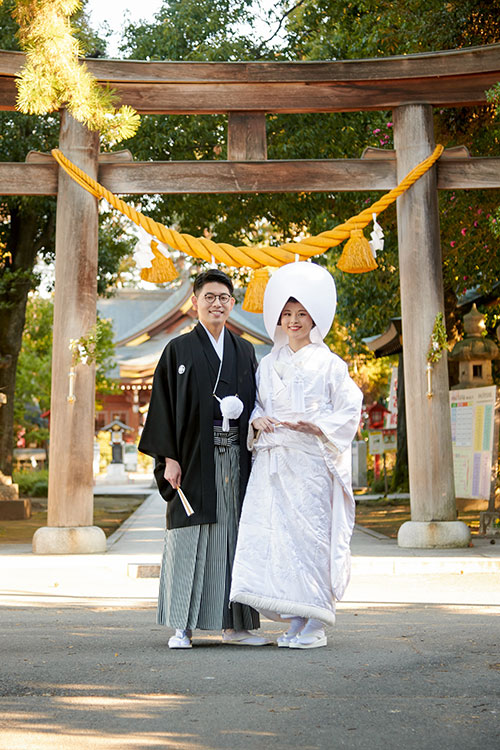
left=0, top=207, right=51, bottom=475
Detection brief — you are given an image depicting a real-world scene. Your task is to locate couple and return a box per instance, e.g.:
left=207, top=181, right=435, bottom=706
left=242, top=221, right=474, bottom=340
left=139, top=263, right=362, bottom=650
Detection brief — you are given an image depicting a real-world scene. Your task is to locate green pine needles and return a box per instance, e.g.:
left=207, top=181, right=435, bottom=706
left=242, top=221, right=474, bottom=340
left=11, top=0, right=140, bottom=143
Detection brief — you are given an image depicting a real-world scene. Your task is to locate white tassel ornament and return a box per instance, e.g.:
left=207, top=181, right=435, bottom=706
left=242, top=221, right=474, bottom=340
left=219, top=395, right=244, bottom=431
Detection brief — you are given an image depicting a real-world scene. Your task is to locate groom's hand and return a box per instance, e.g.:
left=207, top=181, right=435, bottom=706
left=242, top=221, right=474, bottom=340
left=164, top=458, right=182, bottom=489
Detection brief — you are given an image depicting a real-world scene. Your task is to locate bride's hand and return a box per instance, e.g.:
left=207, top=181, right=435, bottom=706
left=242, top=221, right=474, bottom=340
left=280, top=420, right=323, bottom=437
left=252, top=416, right=280, bottom=433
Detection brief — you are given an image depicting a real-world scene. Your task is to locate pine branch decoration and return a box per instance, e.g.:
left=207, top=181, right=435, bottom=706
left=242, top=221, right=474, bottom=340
left=12, top=0, right=140, bottom=143
left=427, top=312, right=448, bottom=364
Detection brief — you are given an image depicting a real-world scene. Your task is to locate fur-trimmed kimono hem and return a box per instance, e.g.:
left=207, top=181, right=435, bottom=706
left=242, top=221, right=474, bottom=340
left=231, top=592, right=336, bottom=627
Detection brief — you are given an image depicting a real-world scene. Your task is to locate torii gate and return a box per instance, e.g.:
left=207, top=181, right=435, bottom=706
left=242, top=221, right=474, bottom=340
left=1, top=45, right=499, bottom=552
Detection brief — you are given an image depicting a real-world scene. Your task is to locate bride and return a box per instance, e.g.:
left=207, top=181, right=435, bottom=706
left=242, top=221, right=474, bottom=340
left=230, top=262, right=363, bottom=649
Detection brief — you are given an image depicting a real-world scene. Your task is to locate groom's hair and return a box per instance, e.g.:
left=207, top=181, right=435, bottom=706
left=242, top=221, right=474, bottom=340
left=193, top=269, right=234, bottom=296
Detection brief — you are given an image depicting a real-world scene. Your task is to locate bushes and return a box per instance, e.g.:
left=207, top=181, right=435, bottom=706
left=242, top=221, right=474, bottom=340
left=13, top=469, right=48, bottom=497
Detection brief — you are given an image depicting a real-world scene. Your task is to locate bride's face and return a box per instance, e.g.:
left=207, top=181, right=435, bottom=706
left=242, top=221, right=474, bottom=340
left=279, top=301, right=314, bottom=350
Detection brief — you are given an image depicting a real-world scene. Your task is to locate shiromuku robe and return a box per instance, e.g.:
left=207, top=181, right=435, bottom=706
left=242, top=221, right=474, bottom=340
left=138, top=323, right=257, bottom=529
left=230, top=342, right=363, bottom=626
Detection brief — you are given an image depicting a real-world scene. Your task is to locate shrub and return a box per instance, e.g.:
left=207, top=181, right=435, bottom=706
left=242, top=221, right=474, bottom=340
left=13, top=469, right=49, bottom=497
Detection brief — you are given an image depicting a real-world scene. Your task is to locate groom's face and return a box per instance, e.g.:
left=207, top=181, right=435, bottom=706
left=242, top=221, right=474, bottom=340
left=191, top=281, right=235, bottom=328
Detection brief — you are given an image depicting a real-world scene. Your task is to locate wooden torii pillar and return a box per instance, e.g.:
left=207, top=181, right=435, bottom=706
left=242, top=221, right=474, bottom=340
left=393, top=105, right=469, bottom=547
left=32, top=111, right=106, bottom=554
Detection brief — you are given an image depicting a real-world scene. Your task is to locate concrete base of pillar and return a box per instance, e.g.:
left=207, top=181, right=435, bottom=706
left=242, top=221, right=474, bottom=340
left=398, top=520, right=471, bottom=548
left=32, top=526, right=107, bottom=555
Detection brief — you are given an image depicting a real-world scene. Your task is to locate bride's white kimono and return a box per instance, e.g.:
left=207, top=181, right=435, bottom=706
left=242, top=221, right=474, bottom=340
left=230, top=341, right=362, bottom=626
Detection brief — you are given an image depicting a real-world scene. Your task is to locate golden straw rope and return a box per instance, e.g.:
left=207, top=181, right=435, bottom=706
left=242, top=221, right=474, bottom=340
left=51, top=144, right=444, bottom=268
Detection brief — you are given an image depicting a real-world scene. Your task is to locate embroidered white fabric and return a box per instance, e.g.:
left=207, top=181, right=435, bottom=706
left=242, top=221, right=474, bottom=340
left=230, top=343, right=362, bottom=625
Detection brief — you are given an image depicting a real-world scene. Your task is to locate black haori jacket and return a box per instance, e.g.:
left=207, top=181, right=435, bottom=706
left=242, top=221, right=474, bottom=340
left=138, top=323, right=257, bottom=530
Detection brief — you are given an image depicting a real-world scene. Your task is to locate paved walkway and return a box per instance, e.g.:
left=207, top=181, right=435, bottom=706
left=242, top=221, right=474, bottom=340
left=1, top=487, right=499, bottom=750
left=0, top=488, right=499, bottom=607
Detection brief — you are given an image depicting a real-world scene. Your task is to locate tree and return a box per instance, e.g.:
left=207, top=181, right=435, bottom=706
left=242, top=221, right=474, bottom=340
left=280, top=0, right=500, bottom=343
left=13, top=296, right=53, bottom=450
left=14, top=295, right=117, bottom=450
left=0, top=1, right=137, bottom=474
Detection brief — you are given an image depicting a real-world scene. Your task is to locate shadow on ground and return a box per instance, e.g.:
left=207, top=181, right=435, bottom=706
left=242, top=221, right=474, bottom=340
left=0, top=603, right=498, bottom=750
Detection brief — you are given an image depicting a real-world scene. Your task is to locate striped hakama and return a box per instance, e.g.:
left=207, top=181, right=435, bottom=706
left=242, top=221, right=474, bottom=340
left=157, top=427, right=259, bottom=631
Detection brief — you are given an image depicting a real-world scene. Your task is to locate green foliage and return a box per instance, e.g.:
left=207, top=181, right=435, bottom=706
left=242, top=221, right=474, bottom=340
left=13, top=296, right=52, bottom=447
left=326, top=315, right=395, bottom=403
left=427, top=312, right=448, bottom=363
left=353, top=354, right=395, bottom=406
left=487, top=82, right=500, bottom=113
left=280, top=0, right=500, bottom=340
left=96, top=210, right=138, bottom=295
left=96, top=430, right=111, bottom=471
left=11, top=0, right=140, bottom=143
left=118, top=3, right=401, bottom=347
left=12, top=468, right=49, bottom=497
left=120, top=0, right=259, bottom=61
left=0, top=266, right=39, bottom=311
left=0, top=3, right=138, bottom=471
left=118, top=0, right=279, bottom=253
left=70, top=319, right=110, bottom=367
left=118, top=0, right=500, bottom=351
left=93, top=317, right=119, bottom=395
left=14, top=296, right=118, bottom=447
left=281, top=0, right=500, bottom=59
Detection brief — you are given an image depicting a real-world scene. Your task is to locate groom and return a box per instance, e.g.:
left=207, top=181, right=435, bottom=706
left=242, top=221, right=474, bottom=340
left=139, top=269, right=268, bottom=648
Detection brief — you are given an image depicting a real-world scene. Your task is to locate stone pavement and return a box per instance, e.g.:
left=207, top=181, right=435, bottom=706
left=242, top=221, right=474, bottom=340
left=0, top=488, right=499, bottom=750
left=0, top=488, right=499, bottom=606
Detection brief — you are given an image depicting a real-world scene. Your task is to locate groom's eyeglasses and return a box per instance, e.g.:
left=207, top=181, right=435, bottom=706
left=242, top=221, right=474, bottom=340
left=204, top=293, right=232, bottom=304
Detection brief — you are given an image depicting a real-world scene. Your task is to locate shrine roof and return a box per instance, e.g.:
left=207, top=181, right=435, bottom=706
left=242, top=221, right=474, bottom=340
left=97, top=282, right=272, bottom=381
left=364, top=318, right=402, bottom=358
left=97, top=282, right=192, bottom=343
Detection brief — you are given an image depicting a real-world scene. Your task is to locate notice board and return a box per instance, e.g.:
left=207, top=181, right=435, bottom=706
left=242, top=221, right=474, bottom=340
left=449, top=385, right=498, bottom=500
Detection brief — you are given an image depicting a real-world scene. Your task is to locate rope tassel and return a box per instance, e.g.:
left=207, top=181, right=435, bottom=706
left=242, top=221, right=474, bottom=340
left=337, top=229, right=378, bottom=273
left=140, top=241, right=178, bottom=283
left=242, top=267, right=270, bottom=313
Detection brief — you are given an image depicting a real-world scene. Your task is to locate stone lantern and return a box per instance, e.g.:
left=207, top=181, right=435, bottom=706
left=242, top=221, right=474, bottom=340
left=449, top=304, right=499, bottom=389
left=101, top=417, right=133, bottom=483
